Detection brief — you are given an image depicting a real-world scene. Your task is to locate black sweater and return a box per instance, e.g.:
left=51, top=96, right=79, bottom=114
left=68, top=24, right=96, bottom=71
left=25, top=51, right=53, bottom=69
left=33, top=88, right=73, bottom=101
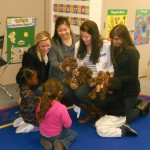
left=113, top=46, right=140, bottom=97
left=22, top=45, right=50, bottom=89
left=95, top=92, right=126, bottom=117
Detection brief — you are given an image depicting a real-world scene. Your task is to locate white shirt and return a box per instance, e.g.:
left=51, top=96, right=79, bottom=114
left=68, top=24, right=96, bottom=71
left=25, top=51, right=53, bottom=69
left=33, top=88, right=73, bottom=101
left=74, top=40, right=114, bottom=75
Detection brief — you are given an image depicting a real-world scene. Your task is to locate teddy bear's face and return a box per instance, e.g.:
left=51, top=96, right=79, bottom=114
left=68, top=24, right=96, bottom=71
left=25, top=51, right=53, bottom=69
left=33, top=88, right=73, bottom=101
left=62, top=57, right=78, bottom=74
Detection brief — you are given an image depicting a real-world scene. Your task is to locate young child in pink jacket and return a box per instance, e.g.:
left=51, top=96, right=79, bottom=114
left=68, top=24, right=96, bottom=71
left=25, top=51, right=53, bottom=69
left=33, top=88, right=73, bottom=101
left=36, top=78, right=78, bottom=150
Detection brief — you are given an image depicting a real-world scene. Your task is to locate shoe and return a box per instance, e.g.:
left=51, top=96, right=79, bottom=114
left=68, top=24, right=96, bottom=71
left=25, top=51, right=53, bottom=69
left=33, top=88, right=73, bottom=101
left=121, top=124, right=138, bottom=136
left=136, top=101, right=150, bottom=115
left=53, top=139, right=64, bottom=150
left=13, top=117, right=26, bottom=127
left=136, top=98, right=143, bottom=105
left=78, top=112, right=96, bottom=124
left=40, top=138, right=52, bottom=150
left=16, top=124, right=34, bottom=133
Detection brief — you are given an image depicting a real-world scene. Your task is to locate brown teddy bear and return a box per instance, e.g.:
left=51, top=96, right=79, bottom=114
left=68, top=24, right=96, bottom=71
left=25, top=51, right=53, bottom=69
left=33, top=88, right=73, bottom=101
left=62, top=57, right=93, bottom=90
left=61, top=57, right=78, bottom=89
left=88, top=71, right=110, bottom=101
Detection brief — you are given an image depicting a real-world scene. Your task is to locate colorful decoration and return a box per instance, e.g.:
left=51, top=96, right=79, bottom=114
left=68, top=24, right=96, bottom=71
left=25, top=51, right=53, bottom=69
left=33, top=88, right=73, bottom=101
left=7, top=17, right=35, bottom=63
left=7, top=17, right=36, bottom=29
left=134, top=9, right=150, bottom=45
left=54, top=15, right=88, bottom=26
left=106, top=9, right=128, bottom=40
left=53, top=4, right=89, bottom=15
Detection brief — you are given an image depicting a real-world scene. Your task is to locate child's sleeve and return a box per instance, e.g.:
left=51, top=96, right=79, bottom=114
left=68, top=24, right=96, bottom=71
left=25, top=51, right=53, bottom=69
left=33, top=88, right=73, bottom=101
left=61, top=106, right=72, bottom=128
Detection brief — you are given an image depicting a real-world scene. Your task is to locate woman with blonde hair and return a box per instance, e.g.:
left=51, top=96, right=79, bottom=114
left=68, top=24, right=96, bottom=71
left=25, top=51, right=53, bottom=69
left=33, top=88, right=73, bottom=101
left=22, top=31, right=51, bottom=95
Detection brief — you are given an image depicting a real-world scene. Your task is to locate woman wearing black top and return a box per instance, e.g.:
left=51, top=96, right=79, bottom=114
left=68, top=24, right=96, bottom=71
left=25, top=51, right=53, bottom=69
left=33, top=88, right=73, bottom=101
left=110, top=24, right=150, bottom=123
left=22, top=31, right=51, bottom=95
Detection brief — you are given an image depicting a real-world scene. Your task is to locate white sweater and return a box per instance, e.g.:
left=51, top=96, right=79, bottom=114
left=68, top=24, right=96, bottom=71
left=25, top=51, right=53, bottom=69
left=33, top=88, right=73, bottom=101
left=74, top=40, right=114, bottom=73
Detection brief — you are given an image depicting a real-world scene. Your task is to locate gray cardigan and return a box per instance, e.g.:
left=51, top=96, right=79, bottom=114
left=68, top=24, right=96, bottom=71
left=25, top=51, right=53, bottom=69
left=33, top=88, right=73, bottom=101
left=49, top=33, right=79, bottom=81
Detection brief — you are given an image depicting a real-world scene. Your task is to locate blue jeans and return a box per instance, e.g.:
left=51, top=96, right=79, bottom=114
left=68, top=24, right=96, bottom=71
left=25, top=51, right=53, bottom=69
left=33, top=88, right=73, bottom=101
left=74, top=83, right=95, bottom=105
left=62, top=84, right=80, bottom=106
left=41, top=128, right=78, bottom=150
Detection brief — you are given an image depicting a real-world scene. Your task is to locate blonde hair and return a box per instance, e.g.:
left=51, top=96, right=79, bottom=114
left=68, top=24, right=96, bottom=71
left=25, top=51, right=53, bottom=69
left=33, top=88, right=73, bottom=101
left=35, top=31, right=51, bottom=62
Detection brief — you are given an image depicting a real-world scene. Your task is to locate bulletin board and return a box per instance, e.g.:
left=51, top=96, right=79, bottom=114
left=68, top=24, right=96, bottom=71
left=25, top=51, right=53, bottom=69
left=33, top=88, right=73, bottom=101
left=7, top=17, right=36, bottom=63
left=106, top=9, right=128, bottom=40
left=134, top=9, right=150, bottom=46
left=51, top=0, right=90, bottom=35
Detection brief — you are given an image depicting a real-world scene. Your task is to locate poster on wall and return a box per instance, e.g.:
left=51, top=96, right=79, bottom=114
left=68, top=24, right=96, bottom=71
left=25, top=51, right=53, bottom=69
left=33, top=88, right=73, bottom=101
left=53, top=4, right=89, bottom=15
left=53, top=15, right=88, bottom=26
left=106, top=9, right=128, bottom=40
left=52, top=0, right=90, bottom=33
left=134, top=9, right=150, bottom=46
left=7, top=17, right=36, bottom=63
left=53, top=3, right=89, bottom=27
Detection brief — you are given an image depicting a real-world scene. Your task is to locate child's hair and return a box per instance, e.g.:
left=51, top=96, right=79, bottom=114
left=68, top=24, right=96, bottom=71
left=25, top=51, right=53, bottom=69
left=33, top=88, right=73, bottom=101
left=16, top=66, right=37, bottom=88
left=37, top=78, right=63, bottom=122
left=107, top=77, right=121, bottom=91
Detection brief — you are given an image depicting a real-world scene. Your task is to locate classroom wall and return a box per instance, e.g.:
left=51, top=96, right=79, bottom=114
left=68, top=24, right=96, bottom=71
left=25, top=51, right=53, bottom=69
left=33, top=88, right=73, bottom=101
left=49, top=0, right=102, bottom=37
left=0, top=0, right=103, bottom=85
left=0, top=0, right=45, bottom=85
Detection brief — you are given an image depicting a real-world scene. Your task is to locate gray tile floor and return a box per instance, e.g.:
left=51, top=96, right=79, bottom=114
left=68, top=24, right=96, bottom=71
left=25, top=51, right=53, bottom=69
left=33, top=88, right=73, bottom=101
left=0, top=77, right=150, bottom=109
left=0, top=83, right=19, bottom=109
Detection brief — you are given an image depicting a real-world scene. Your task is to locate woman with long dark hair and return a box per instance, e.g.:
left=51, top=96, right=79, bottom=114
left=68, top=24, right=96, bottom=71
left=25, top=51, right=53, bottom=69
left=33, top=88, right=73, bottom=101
left=74, top=20, right=114, bottom=123
left=110, top=24, right=150, bottom=123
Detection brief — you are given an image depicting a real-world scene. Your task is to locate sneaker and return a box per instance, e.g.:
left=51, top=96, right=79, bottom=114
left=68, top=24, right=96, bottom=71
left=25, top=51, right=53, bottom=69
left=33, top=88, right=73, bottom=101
left=122, top=124, right=138, bottom=136
left=40, top=138, right=52, bottom=150
left=13, top=117, right=26, bottom=127
left=16, top=123, right=34, bottom=133
left=53, top=139, right=64, bottom=150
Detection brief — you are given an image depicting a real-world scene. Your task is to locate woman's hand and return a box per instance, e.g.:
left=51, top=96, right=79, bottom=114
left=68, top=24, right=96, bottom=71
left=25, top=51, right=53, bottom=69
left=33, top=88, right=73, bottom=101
left=72, top=68, right=79, bottom=76
left=110, top=72, right=114, bottom=77
left=96, top=84, right=101, bottom=92
left=59, top=66, right=64, bottom=72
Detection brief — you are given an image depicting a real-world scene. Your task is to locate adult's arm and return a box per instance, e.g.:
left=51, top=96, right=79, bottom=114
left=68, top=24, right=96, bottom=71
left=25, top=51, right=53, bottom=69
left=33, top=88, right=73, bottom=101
left=49, top=47, right=63, bottom=71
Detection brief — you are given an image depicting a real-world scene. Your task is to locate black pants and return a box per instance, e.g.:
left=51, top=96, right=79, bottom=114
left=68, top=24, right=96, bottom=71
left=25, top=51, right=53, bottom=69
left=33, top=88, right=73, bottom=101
left=61, top=85, right=80, bottom=106
left=121, top=96, right=141, bottom=123
left=74, top=83, right=95, bottom=105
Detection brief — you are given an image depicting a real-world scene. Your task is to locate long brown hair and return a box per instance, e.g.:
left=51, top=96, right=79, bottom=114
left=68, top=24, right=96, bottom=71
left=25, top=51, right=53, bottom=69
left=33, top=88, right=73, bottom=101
left=37, top=78, right=63, bottom=122
left=110, top=24, right=137, bottom=64
left=77, top=20, right=103, bottom=64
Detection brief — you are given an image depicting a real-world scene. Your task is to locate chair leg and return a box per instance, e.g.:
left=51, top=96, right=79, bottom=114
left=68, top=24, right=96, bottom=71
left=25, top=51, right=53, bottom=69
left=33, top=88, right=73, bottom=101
left=0, top=84, right=13, bottom=99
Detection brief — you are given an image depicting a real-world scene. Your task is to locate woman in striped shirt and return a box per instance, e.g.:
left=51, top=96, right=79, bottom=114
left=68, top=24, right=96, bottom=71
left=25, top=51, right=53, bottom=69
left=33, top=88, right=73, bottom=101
left=74, top=20, right=114, bottom=123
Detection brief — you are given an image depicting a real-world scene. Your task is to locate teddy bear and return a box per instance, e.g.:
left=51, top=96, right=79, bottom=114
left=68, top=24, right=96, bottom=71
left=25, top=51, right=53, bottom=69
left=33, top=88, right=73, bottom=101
left=88, top=71, right=110, bottom=101
left=61, top=57, right=78, bottom=88
left=62, top=57, right=93, bottom=90
left=71, top=66, right=93, bottom=89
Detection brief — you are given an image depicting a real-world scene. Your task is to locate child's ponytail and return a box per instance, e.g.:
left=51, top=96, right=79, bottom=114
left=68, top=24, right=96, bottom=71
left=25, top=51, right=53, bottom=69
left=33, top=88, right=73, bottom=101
left=37, top=91, right=52, bottom=122
left=37, top=78, right=62, bottom=122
